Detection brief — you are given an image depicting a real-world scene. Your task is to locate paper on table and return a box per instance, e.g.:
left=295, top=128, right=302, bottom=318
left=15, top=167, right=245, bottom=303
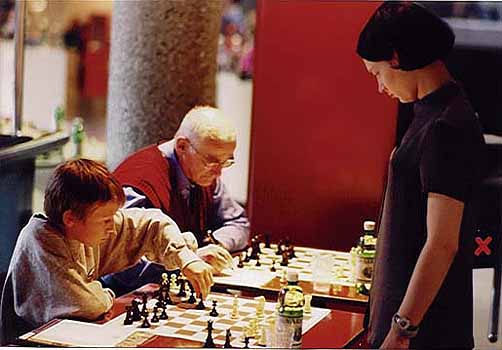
left=21, top=319, right=132, bottom=347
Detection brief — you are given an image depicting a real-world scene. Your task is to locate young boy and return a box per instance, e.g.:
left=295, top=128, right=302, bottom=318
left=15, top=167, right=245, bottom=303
left=0, top=159, right=213, bottom=345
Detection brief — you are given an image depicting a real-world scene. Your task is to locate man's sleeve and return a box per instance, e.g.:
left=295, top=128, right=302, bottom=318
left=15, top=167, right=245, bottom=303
left=211, top=179, right=250, bottom=252
left=99, top=208, right=201, bottom=276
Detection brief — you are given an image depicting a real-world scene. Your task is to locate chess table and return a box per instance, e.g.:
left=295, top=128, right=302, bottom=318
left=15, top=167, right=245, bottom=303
left=214, top=244, right=368, bottom=312
left=19, top=284, right=365, bottom=348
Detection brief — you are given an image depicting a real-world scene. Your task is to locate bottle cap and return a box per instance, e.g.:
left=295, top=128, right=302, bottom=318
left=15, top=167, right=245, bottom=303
left=363, top=220, right=375, bottom=231
left=287, top=270, right=299, bottom=282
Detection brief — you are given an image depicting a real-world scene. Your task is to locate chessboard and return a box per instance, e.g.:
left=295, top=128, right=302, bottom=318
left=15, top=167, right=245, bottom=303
left=20, top=281, right=330, bottom=348
left=215, top=243, right=356, bottom=289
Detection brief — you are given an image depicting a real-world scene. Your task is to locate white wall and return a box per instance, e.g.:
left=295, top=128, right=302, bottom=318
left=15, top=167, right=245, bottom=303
left=0, top=41, right=67, bottom=132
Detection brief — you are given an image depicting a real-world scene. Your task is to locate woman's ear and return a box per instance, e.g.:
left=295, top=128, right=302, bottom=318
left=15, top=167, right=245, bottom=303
left=390, top=50, right=400, bottom=69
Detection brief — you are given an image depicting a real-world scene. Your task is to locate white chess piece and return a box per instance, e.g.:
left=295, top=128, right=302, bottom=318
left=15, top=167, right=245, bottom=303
left=231, top=294, right=239, bottom=319
left=304, top=294, right=312, bottom=316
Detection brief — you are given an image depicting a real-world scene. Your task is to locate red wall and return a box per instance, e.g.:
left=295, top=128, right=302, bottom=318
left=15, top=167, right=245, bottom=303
left=248, top=1, right=397, bottom=251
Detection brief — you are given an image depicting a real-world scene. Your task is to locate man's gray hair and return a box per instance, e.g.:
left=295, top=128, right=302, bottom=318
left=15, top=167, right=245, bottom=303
left=175, top=106, right=237, bottom=145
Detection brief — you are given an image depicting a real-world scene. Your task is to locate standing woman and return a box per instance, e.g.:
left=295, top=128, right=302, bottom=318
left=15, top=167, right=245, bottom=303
left=356, top=2, right=485, bottom=349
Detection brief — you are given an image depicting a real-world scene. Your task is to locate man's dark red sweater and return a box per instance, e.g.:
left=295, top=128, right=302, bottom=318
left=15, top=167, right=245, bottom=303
left=112, top=145, right=215, bottom=245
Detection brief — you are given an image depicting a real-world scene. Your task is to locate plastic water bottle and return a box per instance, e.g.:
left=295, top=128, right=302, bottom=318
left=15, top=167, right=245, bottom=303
left=276, top=270, right=304, bottom=348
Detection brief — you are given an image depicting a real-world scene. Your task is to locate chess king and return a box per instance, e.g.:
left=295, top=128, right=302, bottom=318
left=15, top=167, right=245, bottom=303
left=100, top=106, right=250, bottom=296
left=0, top=159, right=213, bottom=346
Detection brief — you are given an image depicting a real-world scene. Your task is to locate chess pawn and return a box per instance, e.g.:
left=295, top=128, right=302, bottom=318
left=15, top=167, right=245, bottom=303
left=123, top=306, right=134, bottom=325
left=140, top=314, right=151, bottom=328
left=270, top=258, right=277, bottom=272
left=258, top=325, right=267, bottom=346
left=237, top=254, right=244, bottom=268
left=196, top=293, right=206, bottom=310
left=255, top=253, right=261, bottom=267
left=151, top=307, right=160, bottom=323
left=304, top=294, right=312, bottom=317
left=231, top=295, right=239, bottom=319
left=159, top=307, right=169, bottom=320
left=209, top=300, right=219, bottom=317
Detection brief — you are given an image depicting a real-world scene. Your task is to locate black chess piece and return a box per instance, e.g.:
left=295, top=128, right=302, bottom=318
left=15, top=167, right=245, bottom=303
left=196, top=293, right=206, bottom=310
left=255, top=253, right=261, bottom=267
left=264, top=234, right=271, bottom=248
left=159, top=306, right=169, bottom=320
left=177, top=278, right=187, bottom=298
left=203, top=320, right=216, bottom=348
left=244, top=248, right=252, bottom=262
left=288, top=245, right=296, bottom=259
left=209, top=300, right=219, bottom=317
left=281, top=250, right=289, bottom=266
left=243, top=336, right=250, bottom=348
left=237, top=254, right=244, bottom=268
left=131, top=300, right=141, bottom=321
left=276, top=240, right=284, bottom=255
left=150, top=307, right=160, bottom=323
left=141, top=293, right=149, bottom=316
left=140, top=314, right=151, bottom=328
left=123, top=306, right=134, bottom=325
left=164, top=290, right=174, bottom=305
left=223, top=329, right=233, bottom=348
left=270, top=258, right=277, bottom=272
left=250, top=236, right=260, bottom=259
left=187, top=291, right=196, bottom=304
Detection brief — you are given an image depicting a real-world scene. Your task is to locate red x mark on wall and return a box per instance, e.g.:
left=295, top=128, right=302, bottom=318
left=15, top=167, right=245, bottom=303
left=475, top=236, right=492, bottom=256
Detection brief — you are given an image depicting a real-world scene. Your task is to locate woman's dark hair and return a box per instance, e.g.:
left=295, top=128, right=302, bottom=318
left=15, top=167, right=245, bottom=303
left=44, top=159, right=125, bottom=230
left=356, top=1, right=454, bottom=71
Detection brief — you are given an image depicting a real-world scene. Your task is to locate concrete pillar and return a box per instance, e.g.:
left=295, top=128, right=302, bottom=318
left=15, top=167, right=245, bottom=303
left=106, top=0, right=222, bottom=170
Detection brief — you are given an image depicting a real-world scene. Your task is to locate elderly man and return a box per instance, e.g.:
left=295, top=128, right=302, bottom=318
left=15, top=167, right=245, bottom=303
left=100, top=106, right=250, bottom=295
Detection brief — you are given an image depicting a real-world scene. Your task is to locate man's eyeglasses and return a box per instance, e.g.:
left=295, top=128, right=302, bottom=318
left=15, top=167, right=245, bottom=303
left=188, top=141, right=235, bottom=169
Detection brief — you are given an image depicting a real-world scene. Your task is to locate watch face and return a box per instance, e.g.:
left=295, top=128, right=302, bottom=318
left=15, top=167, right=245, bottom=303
left=398, top=318, right=410, bottom=329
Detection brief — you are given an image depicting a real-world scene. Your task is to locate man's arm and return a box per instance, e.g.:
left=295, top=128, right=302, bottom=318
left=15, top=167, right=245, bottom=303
left=381, top=192, right=463, bottom=349
left=211, top=179, right=250, bottom=252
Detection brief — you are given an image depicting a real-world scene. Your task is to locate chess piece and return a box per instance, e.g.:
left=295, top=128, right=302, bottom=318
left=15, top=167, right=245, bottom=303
left=131, top=300, right=142, bottom=321
left=203, top=320, right=216, bottom=348
left=159, top=307, right=169, bottom=320
left=231, top=295, right=239, bottom=319
left=245, top=248, right=252, bottom=262
left=288, top=245, right=296, bottom=259
left=243, top=336, right=250, bottom=349
left=280, top=250, right=289, bottom=266
left=254, top=296, right=265, bottom=319
left=151, top=307, right=160, bottom=323
left=123, top=306, right=134, bottom=325
left=196, top=293, right=206, bottom=310
left=223, top=329, right=233, bottom=348
left=140, top=314, right=151, bottom=328
left=140, top=293, right=149, bottom=317
left=264, top=234, right=271, bottom=248
left=187, top=291, right=196, bottom=304
left=304, top=294, right=312, bottom=316
left=161, top=272, right=170, bottom=293
left=255, top=253, right=261, bottom=267
left=270, top=258, right=276, bottom=272
left=276, top=240, right=284, bottom=255
left=280, top=270, right=287, bottom=284
left=177, top=277, right=187, bottom=298
left=237, top=254, right=244, bottom=268
left=209, top=300, right=219, bottom=317
left=258, top=325, right=267, bottom=346
left=170, top=274, right=177, bottom=290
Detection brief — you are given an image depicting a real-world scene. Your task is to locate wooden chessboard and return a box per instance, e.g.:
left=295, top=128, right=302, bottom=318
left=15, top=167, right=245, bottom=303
left=20, top=293, right=330, bottom=348
left=215, top=244, right=356, bottom=288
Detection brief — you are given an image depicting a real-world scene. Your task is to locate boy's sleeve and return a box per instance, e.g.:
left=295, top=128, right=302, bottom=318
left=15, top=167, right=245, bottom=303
left=99, top=208, right=201, bottom=276
left=12, top=237, right=114, bottom=327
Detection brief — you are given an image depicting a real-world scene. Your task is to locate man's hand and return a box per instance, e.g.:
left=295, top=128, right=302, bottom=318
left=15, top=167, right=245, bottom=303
left=180, top=231, right=198, bottom=252
left=197, top=244, right=234, bottom=273
left=380, top=327, right=409, bottom=349
left=182, top=261, right=214, bottom=299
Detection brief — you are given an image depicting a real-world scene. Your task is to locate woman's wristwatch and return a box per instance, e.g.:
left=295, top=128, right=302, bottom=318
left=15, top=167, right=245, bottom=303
left=392, top=314, right=419, bottom=338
